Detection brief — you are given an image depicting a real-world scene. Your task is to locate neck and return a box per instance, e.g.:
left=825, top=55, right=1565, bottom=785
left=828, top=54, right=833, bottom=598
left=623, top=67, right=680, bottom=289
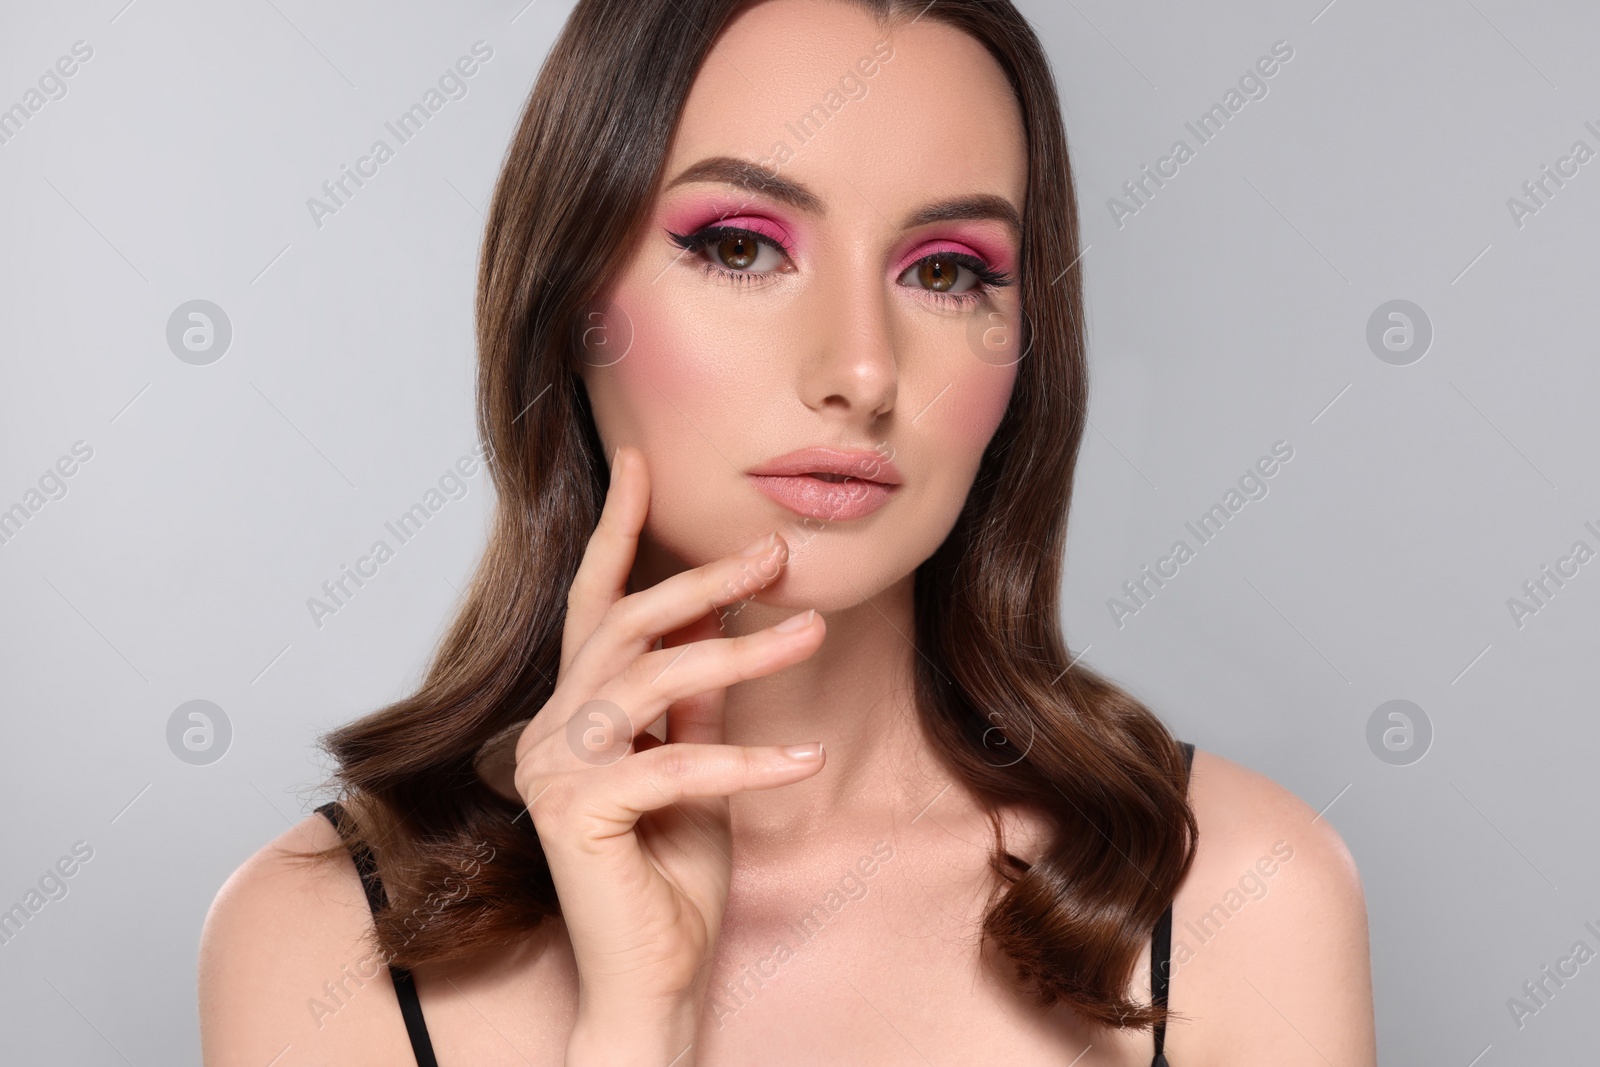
left=722, top=576, right=942, bottom=847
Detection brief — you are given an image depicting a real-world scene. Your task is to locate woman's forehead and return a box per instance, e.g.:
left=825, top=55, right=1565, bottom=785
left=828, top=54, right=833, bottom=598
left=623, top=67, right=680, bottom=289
left=663, top=0, right=1027, bottom=217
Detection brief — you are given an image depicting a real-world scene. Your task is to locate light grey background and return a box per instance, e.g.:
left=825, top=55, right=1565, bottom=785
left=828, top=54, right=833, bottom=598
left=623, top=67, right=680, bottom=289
left=2, top=0, right=1596, bottom=1062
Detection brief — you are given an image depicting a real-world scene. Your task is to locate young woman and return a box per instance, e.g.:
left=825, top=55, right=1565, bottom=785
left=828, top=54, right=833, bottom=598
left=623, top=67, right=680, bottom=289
left=199, top=1, right=1376, bottom=1063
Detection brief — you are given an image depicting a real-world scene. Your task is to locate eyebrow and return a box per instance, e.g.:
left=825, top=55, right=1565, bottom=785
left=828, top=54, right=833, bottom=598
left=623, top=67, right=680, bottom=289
left=664, top=155, right=1023, bottom=238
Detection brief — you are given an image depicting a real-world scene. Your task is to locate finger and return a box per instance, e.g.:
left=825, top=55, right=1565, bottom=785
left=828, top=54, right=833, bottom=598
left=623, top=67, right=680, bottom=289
left=591, top=608, right=822, bottom=748
left=543, top=741, right=826, bottom=833
left=559, top=529, right=791, bottom=703
left=660, top=611, right=729, bottom=747
left=472, top=716, right=532, bottom=801
left=525, top=609, right=822, bottom=771
left=662, top=690, right=724, bottom=749
left=560, top=444, right=648, bottom=679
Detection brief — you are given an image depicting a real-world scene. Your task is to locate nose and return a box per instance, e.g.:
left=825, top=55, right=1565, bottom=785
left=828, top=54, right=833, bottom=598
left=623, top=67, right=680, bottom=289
left=797, top=250, right=897, bottom=420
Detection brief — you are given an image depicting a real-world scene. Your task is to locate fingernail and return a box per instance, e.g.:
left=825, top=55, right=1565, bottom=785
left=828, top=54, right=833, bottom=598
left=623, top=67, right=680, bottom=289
left=739, top=532, right=777, bottom=557
left=775, top=608, right=814, bottom=632
left=609, top=448, right=622, bottom=485
left=782, top=742, right=823, bottom=761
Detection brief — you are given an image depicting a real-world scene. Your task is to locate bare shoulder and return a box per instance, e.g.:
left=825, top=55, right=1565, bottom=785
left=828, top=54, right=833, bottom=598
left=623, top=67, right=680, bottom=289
left=198, top=808, right=419, bottom=1066
left=1183, top=747, right=1363, bottom=897
left=1163, top=748, right=1376, bottom=1067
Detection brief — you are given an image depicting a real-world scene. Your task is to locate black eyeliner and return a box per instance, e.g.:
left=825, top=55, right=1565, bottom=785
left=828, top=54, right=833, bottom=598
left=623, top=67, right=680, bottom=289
left=668, top=225, right=1012, bottom=296
left=666, top=224, right=792, bottom=258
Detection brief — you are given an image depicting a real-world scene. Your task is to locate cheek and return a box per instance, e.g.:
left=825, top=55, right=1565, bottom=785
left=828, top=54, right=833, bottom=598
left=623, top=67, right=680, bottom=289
left=924, top=302, right=1025, bottom=457
left=939, top=359, right=1018, bottom=456
left=583, top=289, right=760, bottom=561
left=585, top=291, right=713, bottom=444
left=592, top=286, right=768, bottom=416
left=594, top=293, right=698, bottom=400
left=907, top=355, right=1015, bottom=546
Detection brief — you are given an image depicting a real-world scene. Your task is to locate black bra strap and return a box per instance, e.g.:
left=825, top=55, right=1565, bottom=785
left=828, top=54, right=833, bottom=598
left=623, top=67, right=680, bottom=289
left=1150, top=740, right=1195, bottom=1066
left=1151, top=904, right=1174, bottom=1066
left=316, top=801, right=441, bottom=1067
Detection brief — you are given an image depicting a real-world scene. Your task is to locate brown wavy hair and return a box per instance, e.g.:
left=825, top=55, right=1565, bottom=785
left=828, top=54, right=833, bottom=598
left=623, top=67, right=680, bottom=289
left=304, top=0, right=1196, bottom=1030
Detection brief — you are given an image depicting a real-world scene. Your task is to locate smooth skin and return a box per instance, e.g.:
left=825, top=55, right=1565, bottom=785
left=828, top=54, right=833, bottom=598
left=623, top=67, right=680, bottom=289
left=520, top=446, right=831, bottom=1061
left=199, top=2, right=1376, bottom=1064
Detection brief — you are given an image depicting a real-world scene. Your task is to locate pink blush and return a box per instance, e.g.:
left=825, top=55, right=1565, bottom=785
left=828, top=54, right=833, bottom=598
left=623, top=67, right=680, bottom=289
left=947, top=360, right=1020, bottom=448
left=598, top=288, right=729, bottom=402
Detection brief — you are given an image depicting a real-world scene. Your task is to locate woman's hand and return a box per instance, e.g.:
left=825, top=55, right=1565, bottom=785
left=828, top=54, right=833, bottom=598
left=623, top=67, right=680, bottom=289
left=512, top=445, right=827, bottom=1055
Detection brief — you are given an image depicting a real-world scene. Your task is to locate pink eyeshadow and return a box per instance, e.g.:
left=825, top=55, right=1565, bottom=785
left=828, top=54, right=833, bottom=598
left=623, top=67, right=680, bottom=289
left=895, top=225, right=1017, bottom=277
left=658, top=195, right=800, bottom=254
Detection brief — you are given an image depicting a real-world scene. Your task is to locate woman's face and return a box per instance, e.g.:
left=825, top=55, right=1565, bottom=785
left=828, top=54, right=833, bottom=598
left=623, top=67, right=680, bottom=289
left=577, top=0, right=1028, bottom=611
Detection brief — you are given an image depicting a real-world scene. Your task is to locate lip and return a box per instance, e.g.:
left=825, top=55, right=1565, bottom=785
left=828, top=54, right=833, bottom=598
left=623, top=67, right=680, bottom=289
left=747, top=446, right=902, bottom=484
left=746, top=446, right=902, bottom=522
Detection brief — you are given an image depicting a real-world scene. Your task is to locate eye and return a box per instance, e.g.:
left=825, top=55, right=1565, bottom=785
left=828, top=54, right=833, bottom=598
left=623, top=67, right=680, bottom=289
left=667, top=225, right=791, bottom=284
left=897, top=251, right=1013, bottom=306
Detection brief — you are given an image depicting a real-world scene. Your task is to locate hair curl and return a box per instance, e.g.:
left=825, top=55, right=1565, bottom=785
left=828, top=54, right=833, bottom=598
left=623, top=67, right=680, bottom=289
left=302, top=0, right=1196, bottom=1031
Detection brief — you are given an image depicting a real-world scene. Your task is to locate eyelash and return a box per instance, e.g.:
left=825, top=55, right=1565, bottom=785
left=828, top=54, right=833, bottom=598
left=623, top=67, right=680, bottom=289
left=666, top=224, right=1014, bottom=307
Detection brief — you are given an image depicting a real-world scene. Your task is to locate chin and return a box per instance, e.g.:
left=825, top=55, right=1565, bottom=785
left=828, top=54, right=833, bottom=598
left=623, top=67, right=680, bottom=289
left=740, top=568, right=912, bottom=618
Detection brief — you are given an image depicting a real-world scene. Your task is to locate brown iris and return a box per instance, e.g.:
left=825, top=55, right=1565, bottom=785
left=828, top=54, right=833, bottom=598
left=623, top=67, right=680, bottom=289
left=716, top=234, right=760, bottom=270
left=917, top=256, right=961, bottom=292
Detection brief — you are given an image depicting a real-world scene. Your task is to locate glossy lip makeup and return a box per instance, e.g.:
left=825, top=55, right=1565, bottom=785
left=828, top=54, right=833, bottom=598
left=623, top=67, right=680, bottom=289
left=747, top=446, right=903, bottom=522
